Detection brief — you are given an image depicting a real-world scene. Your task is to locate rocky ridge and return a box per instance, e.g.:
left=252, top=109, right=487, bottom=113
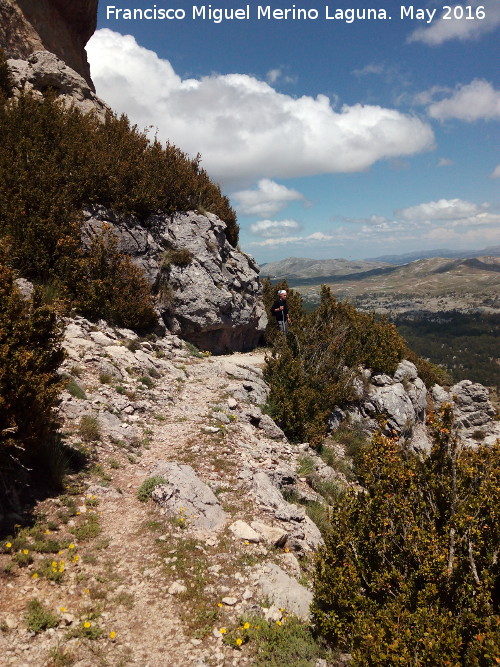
left=329, top=359, right=500, bottom=450
left=7, top=50, right=109, bottom=120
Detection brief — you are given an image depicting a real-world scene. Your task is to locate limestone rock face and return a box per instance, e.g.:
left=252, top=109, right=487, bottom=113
left=0, top=0, right=97, bottom=88
left=150, top=461, right=228, bottom=535
left=7, top=51, right=109, bottom=119
left=431, top=380, right=500, bottom=445
left=329, top=360, right=428, bottom=443
left=330, top=360, right=499, bottom=449
left=83, top=207, right=267, bottom=354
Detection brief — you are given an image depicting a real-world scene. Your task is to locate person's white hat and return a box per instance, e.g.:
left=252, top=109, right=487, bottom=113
left=278, top=289, right=287, bottom=295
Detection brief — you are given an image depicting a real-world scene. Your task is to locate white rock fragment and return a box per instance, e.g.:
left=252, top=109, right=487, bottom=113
left=228, top=520, right=260, bottom=543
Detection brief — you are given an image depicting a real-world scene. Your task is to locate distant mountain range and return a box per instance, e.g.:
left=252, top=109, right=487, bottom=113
left=366, top=246, right=500, bottom=265
left=260, top=246, right=500, bottom=279
left=259, top=256, right=388, bottom=279
left=260, top=254, right=500, bottom=314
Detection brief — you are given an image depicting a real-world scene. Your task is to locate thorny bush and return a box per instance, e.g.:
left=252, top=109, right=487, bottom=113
left=312, top=405, right=500, bottom=665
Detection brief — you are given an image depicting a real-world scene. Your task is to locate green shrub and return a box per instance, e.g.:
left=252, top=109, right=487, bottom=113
left=70, top=514, right=101, bottom=541
left=223, top=615, right=333, bottom=665
left=139, top=375, right=154, bottom=389
left=66, top=380, right=86, bottom=399
left=162, top=247, right=194, bottom=269
left=24, top=599, right=59, bottom=633
left=312, top=405, right=500, bottom=665
left=263, top=284, right=406, bottom=446
left=0, top=60, right=239, bottom=330
left=137, top=476, right=167, bottom=502
left=78, top=415, right=101, bottom=442
left=0, top=251, right=65, bottom=504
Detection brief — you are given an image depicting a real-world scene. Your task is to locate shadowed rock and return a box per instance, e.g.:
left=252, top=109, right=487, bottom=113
left=0, top=0, right=97, bottom=88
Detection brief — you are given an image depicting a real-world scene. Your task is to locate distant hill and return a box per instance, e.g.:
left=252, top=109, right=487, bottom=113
left=366, top=246, right=500, bottom=265
left=260, top=248, right=500, bottom=279
left=259, top=256, right=389, bottom=279
left=270, top=255, right=500, bottom=314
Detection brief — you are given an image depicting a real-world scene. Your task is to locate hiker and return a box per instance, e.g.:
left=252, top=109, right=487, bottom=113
left=271, top=289, right=291, bottom=334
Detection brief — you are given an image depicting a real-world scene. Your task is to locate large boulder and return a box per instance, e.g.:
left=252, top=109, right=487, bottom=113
left=82, top=206, right=267, bottom=354
left=0, top=0, right=97, bottom=88
left=329, top=360, right=427, bottom=442
left=150, top=461, right=227, bottom=535
left=431, top=380, right=500, bottom=445
left=7, top=51, right=109, bottom=119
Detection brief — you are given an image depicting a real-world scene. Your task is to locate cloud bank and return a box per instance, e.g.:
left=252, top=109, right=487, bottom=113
left=87, top=29, right=434, bottom=184
left=249, top=199, right=500, bottom=252
left=249, top=219, right=302, bottom=237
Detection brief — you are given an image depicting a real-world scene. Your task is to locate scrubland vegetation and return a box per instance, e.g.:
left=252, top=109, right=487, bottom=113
left=263, top=280, right=499, bottom=663
left=313, top=406, right=500, bottom=665
left=262, top=279, right=447, bottom=447
left=0, top=49, right=237, bottom=511
left=0, top=49, right=237, bottom=333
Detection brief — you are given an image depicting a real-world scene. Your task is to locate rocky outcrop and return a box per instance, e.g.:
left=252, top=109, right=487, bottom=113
left=329, top=360, right=428, bottom=443
left=83, top=206, right=267, bottom=354
left=329, top=360, right=499, bottom=449
left=7, top=51, right=109, bottom=119
left=0, top=0, right=97, bottom=88
left=432, top=380, right=500, bottom=445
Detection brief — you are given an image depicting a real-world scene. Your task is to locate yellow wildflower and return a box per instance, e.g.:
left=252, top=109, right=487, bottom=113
left=243, top=622, right=250, bottom=630
left=5, top=542, right=11, bottom=548
left=51, top=561, right=57, bottom=567
left=217, top=603, right=223, bottom=607
left=219, top=627, right=227, bottom=634
left=236, top=638, right=243, bottom=646
left=22, top=549, right=29, bottom=555
left=109, top=631, right=116, bottom=640
left=68, top=543, right=75, bottom=550
left=276, top=620, right=282, bottom=626
left=73, top=555, right=79, bottom=563
left=32, top=573, right=38, bottom=579
left=84, top=621, right=91, bottom=629
left=45, top=529, right=50, bottom=535
left=84, top=588, right=89, bottom=595
left=60, top=607, right=66, bottom=612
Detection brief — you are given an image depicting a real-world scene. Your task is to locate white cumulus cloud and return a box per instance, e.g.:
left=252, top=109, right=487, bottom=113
left=233, top=179, right=305, bottom=217
left=408, top=0, right=500, bottom=45
left=491, top=165, right=500, bottom=178
left=87, top=29, right=434, bottom=185
left=395, top=198, right=490, bottom=221
left=249, top=219, right=302, bottom=237
left=427, top=80, right=500, bottom=121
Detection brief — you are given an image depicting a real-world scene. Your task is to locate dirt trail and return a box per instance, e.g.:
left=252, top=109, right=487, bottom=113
left=1, top=350, right=268, bottom=667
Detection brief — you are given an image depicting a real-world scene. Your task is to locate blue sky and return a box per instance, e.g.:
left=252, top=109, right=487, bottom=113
left=88, top=1, right=500, bottom=263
